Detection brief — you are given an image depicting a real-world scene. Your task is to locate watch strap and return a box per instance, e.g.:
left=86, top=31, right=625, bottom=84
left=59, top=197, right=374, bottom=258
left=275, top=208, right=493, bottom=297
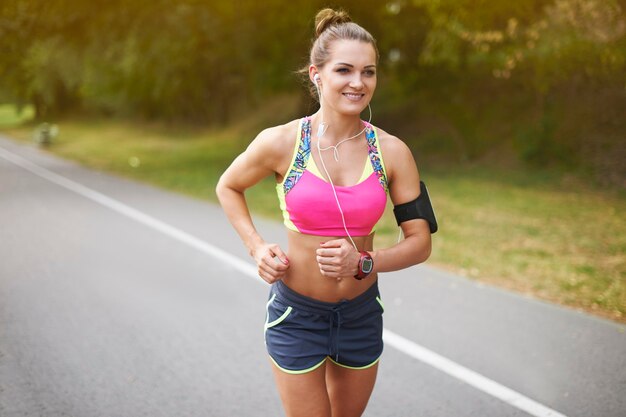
left=354, top=251, right=373, bottom=280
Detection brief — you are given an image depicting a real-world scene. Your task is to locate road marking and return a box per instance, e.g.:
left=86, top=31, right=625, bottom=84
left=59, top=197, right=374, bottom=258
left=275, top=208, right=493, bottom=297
left=0, top=145, right=568, bottom=417
left=0, top=146, right=260, bottom=280
left=383, top=330, right=567, bottom=417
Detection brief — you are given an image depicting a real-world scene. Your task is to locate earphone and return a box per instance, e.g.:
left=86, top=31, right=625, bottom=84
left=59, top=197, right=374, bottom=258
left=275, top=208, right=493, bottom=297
left=313, top=74, right=328, bottom=137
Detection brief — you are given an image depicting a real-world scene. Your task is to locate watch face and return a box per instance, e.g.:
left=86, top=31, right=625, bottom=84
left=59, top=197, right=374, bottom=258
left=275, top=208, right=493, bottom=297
left=362, top=257, right=373, bottom=274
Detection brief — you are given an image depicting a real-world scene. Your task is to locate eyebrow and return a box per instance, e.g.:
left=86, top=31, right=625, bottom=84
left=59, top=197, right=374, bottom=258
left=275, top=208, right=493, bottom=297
left=334, top=62, right=377, bottom=69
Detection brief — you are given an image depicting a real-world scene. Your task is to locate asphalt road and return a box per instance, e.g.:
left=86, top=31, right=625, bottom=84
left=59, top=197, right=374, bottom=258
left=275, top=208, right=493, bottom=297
left=1, top=135, right=624, bottom=417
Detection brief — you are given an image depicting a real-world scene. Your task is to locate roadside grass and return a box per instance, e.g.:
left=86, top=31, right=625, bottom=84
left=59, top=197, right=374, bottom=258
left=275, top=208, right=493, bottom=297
left=2, top=113, right=624, bottom=323
left=0, top=104, right=34, bottom=127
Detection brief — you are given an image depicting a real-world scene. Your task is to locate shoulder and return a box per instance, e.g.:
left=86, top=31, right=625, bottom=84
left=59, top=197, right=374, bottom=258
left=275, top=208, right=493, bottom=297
left=367, top=125, right=423, bottom=205
left=243, top=118, right=302, bottom=173
left=373, top=125, right=420, bottom=196
left=245, top=118, right=302, bottom=162
left=251, top=119, right=301, bottom=153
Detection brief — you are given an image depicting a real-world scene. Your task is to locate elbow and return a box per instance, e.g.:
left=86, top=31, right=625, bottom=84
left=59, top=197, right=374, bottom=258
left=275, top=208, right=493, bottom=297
left=421, top=240, right=432, bottom=264
left=414, top=235, right=432, bottom=265
left=215, top=175, right=228, bottom=206
left=215, top=174, right=245, bottom=209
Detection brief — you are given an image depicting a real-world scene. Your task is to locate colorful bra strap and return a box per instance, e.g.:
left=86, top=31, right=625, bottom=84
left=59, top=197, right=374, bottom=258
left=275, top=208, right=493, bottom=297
left=282, top=117, right=312, bottom=195
left=364, top=122, right=389, bottom=193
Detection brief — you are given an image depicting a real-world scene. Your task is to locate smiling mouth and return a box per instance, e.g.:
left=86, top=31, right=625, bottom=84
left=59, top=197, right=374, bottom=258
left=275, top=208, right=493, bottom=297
left=342, top=93, right=365, bottom=101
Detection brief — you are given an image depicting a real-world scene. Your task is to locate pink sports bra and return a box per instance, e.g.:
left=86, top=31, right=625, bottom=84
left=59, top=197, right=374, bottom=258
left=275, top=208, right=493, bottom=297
left=276, top=117, right=389, bottom=237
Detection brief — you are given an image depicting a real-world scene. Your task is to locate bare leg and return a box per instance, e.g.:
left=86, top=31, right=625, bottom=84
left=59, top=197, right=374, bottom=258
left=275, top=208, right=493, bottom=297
left=325, top=360, right=379, bottom=417
left=270, top=358, right=332, bottom=417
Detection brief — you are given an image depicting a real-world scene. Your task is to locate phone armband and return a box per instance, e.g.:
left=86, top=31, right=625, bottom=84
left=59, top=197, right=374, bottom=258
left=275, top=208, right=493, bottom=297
left=393, top=181, right=438, bottom=233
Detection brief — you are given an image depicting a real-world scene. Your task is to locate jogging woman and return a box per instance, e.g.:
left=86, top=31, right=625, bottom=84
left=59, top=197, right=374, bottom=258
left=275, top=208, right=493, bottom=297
left=216, top=8, right=435, bottom=417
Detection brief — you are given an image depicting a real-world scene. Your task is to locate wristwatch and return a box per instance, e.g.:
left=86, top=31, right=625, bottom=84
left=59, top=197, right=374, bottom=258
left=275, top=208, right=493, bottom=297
left=354, top=251, right=374, bottom=280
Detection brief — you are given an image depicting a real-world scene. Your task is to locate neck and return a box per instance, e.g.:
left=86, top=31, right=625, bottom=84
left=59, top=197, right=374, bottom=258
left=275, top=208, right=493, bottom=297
left=313, top=110, right=364, bottom=144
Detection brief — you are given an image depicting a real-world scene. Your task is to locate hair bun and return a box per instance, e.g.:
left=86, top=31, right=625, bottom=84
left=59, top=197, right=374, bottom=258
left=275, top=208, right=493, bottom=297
left=314, top=8, right=351, bottom=38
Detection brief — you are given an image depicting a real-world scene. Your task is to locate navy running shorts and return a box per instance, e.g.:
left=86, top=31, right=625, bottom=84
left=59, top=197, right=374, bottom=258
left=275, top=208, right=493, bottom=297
left=264, top=280, right=384, bottom=374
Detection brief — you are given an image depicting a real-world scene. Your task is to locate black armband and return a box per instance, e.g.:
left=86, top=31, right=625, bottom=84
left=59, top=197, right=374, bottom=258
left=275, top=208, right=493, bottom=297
left=393, top=181, right=438, bottom=233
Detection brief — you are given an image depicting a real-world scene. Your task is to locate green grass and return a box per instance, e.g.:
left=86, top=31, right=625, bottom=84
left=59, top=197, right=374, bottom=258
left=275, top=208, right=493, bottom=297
left=2, top=112, right=624, bottom=323
left=421, top=168, right=625, bottom=320
left=0, top=104, right=35, bottom=127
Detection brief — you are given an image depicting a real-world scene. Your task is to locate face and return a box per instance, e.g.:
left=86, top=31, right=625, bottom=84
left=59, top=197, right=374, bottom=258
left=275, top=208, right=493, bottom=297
left=312, top=39, right=377, bottom=117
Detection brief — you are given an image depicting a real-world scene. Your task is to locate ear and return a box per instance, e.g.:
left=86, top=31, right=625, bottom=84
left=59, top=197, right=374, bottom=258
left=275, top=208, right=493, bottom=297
left=309, top=65, right=319, bottom=84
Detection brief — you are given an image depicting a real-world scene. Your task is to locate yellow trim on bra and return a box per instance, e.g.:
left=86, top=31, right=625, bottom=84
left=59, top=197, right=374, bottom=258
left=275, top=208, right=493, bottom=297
left=307, top=153, right=374, bottom=186
left=278, top=120, right=303, bottom=188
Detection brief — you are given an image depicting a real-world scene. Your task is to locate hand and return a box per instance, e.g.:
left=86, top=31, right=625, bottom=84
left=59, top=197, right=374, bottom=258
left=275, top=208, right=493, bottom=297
left=316, top=239, right=360, bottom=280
left=252, top=243, right=289, bottom=284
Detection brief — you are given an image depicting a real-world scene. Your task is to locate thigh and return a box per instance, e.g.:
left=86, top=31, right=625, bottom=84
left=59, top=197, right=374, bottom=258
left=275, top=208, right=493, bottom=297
left=270, top=358, right=332, bottom=417
left=326, top=360, right=379, bottom=417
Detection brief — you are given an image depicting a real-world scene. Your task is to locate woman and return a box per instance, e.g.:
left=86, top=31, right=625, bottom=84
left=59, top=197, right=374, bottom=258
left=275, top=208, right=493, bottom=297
left=216, top=8, right=434, bottom=417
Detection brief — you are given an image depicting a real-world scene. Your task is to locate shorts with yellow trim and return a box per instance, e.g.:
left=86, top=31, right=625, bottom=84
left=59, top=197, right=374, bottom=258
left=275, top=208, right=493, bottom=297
left=264, top=280, right=384, bottom=374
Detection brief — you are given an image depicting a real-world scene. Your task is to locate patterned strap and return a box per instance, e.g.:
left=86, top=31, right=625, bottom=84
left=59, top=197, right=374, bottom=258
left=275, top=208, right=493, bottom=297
left=283, top=117, right=312, bottom=195
left=365, top=123, right=389, bottom=193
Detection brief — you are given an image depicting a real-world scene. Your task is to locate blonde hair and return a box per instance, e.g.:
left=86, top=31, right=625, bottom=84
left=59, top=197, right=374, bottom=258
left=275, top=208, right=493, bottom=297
left=301, top=8, right=379, bottom=99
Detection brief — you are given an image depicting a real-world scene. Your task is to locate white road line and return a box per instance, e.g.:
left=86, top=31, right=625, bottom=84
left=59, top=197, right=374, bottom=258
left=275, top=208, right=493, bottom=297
left=0, top=146, right=259, bottom=280
left=383, top=330, right=567, bottom=417
left=0, top=145, right=568, bottom=417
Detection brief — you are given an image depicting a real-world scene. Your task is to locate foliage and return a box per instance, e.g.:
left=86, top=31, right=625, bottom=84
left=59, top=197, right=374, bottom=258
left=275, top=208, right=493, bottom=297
left=0, top=0, right=624, bottom=182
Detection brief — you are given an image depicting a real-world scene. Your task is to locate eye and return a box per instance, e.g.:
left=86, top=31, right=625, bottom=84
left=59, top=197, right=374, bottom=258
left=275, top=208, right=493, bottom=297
left=336, top=67, right=350, bottom=73
left=364, top=69, right=376, bottom=77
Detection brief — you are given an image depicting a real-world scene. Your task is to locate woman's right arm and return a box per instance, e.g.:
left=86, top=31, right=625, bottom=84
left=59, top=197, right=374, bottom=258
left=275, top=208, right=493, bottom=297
left=215, top=126, right=291, bottom=283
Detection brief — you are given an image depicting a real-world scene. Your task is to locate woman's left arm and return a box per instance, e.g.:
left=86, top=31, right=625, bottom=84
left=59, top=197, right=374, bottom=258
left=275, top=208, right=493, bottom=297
left=370, top=135, right=432, bottom=273
left=316, top=134, right=432, bottom=278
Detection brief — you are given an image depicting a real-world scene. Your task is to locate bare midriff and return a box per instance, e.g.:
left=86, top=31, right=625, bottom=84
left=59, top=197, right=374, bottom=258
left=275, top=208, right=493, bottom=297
left=283, top=229, right=377, bottom=303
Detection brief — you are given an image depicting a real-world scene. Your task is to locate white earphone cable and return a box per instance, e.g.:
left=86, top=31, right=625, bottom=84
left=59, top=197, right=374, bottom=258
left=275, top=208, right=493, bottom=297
left=314, top=75, right=360, bottom=251
left=316, top=138, right=359, bottom=251
left=317, top=104, right=372, bottom=162
left=313, top=74, right=404, bottom=253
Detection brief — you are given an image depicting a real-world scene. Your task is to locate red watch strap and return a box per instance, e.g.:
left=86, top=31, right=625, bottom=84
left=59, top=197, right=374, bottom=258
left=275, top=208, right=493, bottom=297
left=354, top=251, right=373, bottom=280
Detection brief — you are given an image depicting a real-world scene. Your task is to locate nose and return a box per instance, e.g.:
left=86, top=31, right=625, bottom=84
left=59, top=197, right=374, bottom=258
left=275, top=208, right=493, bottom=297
left=349, top=74, right=364, bottom=89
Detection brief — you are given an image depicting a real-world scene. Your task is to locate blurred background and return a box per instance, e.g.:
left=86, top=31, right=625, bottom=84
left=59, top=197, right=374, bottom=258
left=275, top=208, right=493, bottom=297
left=0, top=0, right=624, bottom=321
left=1, top=0, right=625, bottom=181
